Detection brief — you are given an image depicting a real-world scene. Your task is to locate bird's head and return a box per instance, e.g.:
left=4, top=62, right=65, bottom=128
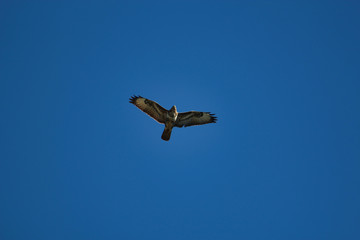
left=168, top=105, right=178, bottom=120
left=170, top=105, right=177, bottom=113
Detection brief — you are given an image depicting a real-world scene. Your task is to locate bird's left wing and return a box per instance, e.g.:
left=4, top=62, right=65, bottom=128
left=175, top=111, right=217, bottom=127
left=129, top=95, right=167, bottom=124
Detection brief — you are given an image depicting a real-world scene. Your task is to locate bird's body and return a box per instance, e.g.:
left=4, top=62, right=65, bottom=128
left=129, top=95, right=217, bottom=141
left=161, top=106, right=178, bottom=140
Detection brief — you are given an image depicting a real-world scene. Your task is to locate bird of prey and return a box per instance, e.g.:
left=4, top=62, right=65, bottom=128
left=129, top=95, right=217, bottom=141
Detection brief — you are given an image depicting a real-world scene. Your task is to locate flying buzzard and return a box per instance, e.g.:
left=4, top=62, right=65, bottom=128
left=129, top=95, right=217, bottom=141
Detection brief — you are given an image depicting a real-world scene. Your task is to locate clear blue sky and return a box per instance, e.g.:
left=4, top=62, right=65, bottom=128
left=1, top=1, right=360, bottom=239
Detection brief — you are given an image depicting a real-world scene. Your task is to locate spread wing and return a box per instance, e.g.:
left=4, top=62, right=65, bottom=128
left=175, top=111, right=217, bottom=127
left=129, top=95, right=167, bottom=124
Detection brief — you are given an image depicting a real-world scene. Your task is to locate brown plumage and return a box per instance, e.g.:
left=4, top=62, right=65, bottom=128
left=129, top=95, right=217, bottom=141
left=161, top=123, right=173, bottom=141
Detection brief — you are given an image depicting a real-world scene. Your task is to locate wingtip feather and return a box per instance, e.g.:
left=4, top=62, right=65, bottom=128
left=209, top=113, right=217, bottom=123
left=129, top=95, right=142, bottom=104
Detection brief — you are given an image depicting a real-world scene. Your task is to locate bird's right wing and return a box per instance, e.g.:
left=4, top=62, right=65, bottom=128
left=175, top=111, right=217, bottom=127
left=129, top=95, right=167, bottom=124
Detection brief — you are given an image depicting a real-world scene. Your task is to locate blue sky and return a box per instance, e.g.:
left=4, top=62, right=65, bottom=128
left=1, top=1, right=360, bottom=239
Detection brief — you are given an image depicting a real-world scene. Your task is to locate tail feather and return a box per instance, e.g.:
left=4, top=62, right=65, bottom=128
left=161, top=126, right=172, bottom=141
